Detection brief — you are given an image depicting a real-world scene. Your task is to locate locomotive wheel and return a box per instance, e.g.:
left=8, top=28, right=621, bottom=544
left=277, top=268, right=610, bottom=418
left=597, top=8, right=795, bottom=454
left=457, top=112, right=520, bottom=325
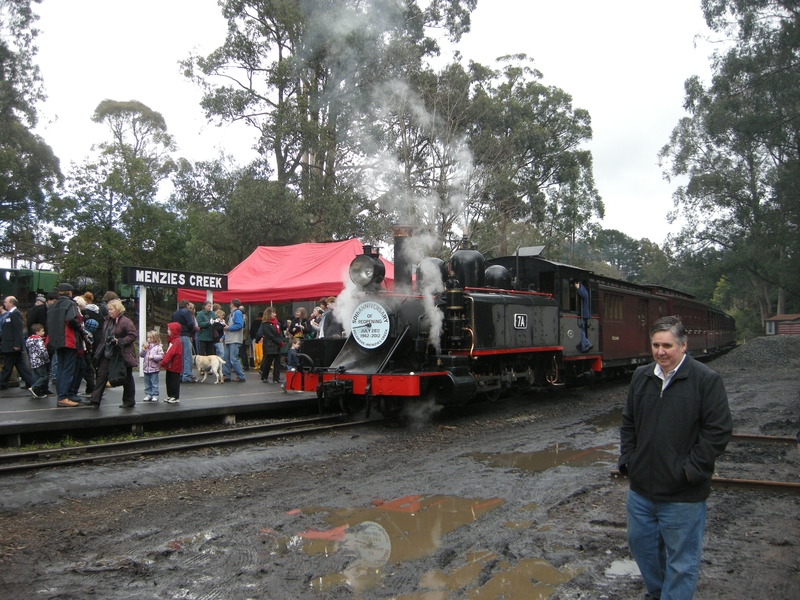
left=508, top=385, right=529, bottom=398
left=483, top=387, right=502, bottom=402
left=339, top=394, right=355, bottom=416
left=378, top=397, right=403, bottom=418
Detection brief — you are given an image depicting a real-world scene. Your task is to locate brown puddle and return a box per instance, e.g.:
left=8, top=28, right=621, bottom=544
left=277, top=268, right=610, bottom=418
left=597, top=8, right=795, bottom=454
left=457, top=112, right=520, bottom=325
left=468, top=444, right=616, bottom=474
left=403, top=551, right=580, bottom=600
left=264, top=495, right=583, bottom=597
left=585, top=407, right=623, bottom=431
left=279, top=495, right=504, bottom=593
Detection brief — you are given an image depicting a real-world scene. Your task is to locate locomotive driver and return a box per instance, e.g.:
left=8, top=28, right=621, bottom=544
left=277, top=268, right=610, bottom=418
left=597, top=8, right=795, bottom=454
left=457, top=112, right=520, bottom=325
left=618, top=315, right=732, bottom=599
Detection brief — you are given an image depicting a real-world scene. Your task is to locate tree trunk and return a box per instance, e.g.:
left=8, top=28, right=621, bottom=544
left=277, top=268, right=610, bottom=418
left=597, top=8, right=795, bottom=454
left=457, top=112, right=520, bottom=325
left=498, top=215, right=509, bottom=257
left=757, top=284, right=772, bottom=325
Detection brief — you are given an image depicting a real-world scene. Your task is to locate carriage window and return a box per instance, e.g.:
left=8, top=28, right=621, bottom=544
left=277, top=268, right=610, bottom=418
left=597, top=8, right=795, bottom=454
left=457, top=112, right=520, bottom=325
left=604, top=293, right=623, bottom=320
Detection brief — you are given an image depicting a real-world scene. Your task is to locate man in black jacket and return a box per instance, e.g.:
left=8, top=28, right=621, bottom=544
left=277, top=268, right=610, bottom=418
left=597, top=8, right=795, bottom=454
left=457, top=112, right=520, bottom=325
left=25, top=295, right=48, bottom=336
left=619, top=316, right=732, bottom=599
left=0, top=296, right=35, bottom=394
left=46, top=283, right=85, bottom=407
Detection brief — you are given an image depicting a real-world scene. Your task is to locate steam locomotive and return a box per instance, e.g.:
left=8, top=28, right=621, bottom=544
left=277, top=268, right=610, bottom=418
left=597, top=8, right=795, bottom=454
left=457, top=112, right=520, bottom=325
left=288, top=236, right=736, bottom=418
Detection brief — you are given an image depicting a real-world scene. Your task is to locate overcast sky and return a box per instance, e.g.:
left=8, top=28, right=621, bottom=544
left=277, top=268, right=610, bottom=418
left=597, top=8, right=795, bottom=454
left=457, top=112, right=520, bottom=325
left=33, top=0, right=717, bottom=245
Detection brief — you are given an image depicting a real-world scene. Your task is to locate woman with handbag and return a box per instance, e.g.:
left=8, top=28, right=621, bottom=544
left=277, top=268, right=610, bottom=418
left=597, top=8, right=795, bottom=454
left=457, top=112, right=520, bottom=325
left=80, top=299, right=138, bottom=408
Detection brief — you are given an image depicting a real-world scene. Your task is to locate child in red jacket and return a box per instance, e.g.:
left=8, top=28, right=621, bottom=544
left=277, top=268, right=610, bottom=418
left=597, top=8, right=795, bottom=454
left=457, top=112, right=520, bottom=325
left=161, top=322, right=183, bottom=403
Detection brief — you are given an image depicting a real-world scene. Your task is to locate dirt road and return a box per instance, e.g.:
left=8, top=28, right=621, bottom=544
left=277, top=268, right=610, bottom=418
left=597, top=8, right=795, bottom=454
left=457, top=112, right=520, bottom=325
left=0, top=337, right=798, bottom=599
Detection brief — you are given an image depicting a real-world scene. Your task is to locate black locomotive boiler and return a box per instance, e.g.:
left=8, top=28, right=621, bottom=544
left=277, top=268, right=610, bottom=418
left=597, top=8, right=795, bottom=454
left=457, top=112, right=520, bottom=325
left=288, top=239, right=736, bottom=418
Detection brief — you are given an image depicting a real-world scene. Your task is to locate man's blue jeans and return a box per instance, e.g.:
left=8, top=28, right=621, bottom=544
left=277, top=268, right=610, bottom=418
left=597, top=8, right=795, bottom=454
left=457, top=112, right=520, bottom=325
left=180, top=336, right=193, bottom=382
left=223, top=342, right=245, bottom=380
left=626, top=489, right=706, bottom=599
left=55, top=348, right=80, bottom=401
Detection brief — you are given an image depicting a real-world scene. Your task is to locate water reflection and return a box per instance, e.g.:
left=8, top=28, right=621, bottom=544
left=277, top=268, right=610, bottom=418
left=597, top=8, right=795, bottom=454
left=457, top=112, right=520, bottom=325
left=585, top=407, right=623, bottom=431
left=263, top=494, right=585, bottom=598
left=287, top=495, right=504, bottom=593
left=406, top=551, right=580, bottom=600
left=468, top=444, right=616, bottom=474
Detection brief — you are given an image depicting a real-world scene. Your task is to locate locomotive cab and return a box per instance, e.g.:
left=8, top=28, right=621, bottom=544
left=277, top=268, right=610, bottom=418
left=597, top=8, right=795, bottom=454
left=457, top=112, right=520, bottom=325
left=487, top=255, right=600, bottom=361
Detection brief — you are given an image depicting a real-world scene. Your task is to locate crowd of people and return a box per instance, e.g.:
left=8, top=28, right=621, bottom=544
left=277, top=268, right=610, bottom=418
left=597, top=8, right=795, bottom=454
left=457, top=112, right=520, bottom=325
left=0, top=283, right=126, bottom=407
left=0, top=284, right=127, bottom=408
left=0, top=287, right=346, bottom=408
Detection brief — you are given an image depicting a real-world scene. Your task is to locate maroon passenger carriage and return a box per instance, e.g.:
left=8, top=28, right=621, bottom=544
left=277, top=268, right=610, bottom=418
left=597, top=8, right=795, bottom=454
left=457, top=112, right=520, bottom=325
left=287, top=238, right=736, bottom=417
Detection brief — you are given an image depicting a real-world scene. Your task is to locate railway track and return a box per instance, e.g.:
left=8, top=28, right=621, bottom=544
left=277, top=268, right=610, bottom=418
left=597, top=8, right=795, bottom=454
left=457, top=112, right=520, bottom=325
left=611, top=432, right=800, bottom=494
left=0, top=414, right=382, bottom=475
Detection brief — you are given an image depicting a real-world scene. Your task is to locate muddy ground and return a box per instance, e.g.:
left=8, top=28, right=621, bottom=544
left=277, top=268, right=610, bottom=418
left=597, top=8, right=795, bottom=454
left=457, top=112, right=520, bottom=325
left=0, top=336, right=798, bottom=599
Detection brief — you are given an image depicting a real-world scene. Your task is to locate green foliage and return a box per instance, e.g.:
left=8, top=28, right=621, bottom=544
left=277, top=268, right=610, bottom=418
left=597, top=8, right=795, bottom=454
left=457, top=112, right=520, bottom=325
left=59, top=100, right=181, bottom=288
left=469, top=57, right=603, bottom=258
left=183, top=0, right=480, bottom=250
left=660, top=0, right=800, bottom=327
left=172, top=158, right=332, bottom=272
left=227, top=176, right=310, bottom=250
left=0, top=0, right=62, bottom=264
left=361, top=61, right=477, bottom=252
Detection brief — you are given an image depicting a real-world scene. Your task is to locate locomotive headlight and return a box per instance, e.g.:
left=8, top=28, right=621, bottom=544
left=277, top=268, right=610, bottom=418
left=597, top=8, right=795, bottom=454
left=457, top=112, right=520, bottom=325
left=350, top=254, right=385, bottom=287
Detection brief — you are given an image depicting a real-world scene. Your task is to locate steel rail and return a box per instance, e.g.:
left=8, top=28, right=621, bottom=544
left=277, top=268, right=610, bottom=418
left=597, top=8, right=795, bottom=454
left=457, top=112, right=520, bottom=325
left=711, top=476, right=800, bottom=493
left=0, top=414, right=346, bottom=465
left=610, top=471, right=800, bottom=494
left=0, top=417, right=379, bottom=475
left=730, top=433, right=796, bottom=444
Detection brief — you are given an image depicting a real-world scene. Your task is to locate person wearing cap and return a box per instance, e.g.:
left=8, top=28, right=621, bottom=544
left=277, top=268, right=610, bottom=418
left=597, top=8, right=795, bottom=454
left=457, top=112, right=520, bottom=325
left=46, top=283, right=86, bottom=407
left=25, top=295, right=49, bottom=338
left=0, top=296, right=36, bottom=394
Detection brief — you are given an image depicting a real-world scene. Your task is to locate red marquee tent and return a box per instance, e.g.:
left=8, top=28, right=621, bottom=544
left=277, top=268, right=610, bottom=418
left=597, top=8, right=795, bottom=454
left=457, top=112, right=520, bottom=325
left=177, top=239, right=395, bottom=304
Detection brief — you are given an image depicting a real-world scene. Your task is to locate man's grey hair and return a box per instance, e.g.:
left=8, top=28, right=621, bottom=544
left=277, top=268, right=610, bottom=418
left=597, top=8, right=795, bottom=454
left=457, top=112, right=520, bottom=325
left=650, top=315, right=687, bottom=346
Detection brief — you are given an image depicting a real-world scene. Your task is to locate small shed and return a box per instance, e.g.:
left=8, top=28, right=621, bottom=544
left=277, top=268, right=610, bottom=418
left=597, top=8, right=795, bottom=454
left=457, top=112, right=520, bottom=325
left=764, top=314, right=800, bottom=336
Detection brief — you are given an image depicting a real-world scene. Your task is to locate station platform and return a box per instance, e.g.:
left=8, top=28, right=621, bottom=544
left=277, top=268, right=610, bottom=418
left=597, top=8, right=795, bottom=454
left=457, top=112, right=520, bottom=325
left=0, top=375, right=318, bottom=447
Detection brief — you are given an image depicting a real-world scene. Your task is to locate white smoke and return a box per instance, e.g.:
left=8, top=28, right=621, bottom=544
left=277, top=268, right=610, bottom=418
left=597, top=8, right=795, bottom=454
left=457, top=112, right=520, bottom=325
left=403, top=397, right=443, bottom=429
left=397, top=234, right=446, bottom=353
left=332, top=270, right=362, bottom=338
left=302, top=0, right=478, bottom=351
left=356, top=76, right=474, bottom=242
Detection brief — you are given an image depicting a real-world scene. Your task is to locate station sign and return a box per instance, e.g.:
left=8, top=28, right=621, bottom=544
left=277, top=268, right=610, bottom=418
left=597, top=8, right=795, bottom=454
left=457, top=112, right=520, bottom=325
left=121, top=266, right=228, bottom=291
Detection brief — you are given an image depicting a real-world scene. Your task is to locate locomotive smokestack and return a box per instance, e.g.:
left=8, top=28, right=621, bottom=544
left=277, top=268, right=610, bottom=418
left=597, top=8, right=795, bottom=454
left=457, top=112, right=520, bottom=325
left=391, top=225, right=413, bottom=293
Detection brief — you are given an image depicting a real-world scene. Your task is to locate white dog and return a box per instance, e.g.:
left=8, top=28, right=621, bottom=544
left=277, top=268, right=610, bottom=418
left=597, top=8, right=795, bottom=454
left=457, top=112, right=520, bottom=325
left=194, top=355, right=226, bottom=384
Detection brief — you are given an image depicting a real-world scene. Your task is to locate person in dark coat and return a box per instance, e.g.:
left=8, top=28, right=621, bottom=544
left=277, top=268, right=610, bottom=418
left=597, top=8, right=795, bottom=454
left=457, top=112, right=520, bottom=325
left=618, top=316, right=732, bottom=599
left=249, top=311, right=263, bottom=340
left=573, top=279, right=592, bottom=352
left=25, top=295, right=48, bottom=336
left=97, top=291, right=117, bottom=323
left=0, top=296, right=35, bottom=393
left=46, top=283, right=86, bottom=407
left=257, top=307, right=284, bottom=383
left=319, top=297, right=343, bottom=338
left=172, top=299, right=196, bottom=383
left=196, top=301, right=216, bottom=356
left=80, top=299, right=138, bottom=408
